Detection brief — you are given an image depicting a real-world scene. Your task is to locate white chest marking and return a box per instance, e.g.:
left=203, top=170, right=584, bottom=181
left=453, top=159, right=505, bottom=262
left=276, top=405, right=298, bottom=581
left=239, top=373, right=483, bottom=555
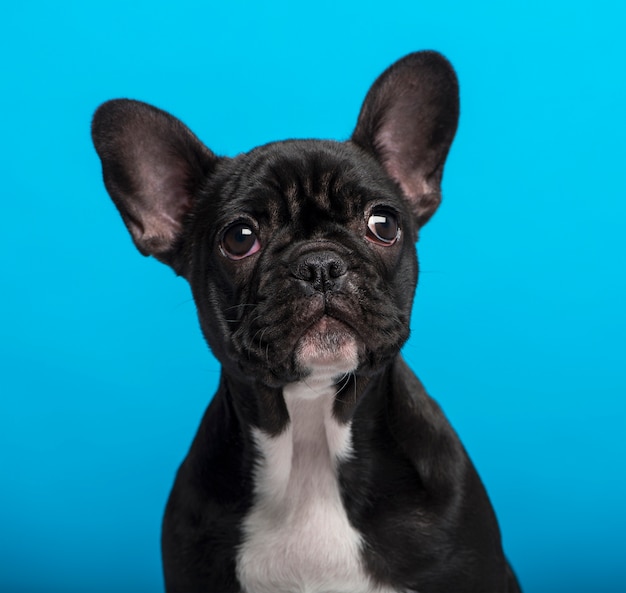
left=236, top=376, right=396, bottom=593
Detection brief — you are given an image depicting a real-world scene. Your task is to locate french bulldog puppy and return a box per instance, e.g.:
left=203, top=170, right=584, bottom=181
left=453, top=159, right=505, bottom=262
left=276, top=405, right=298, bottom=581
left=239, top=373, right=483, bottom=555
left=92, top=51, right=521, bottom=593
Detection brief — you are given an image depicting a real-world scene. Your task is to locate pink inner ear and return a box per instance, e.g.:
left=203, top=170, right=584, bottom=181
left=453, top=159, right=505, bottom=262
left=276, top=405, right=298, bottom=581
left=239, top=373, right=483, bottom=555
left=121, top=161, right=192, bottom=256
left=135, top=210, right=183, bottom=255
left=379, top=115, right=450, bottom=226
left=351, top=52, right=458, bottom=228
left=93, top=99, right=217, bottom=268
left=376, top=129, right=442, bottom=226
left=381, top=154, right=431, bottom=199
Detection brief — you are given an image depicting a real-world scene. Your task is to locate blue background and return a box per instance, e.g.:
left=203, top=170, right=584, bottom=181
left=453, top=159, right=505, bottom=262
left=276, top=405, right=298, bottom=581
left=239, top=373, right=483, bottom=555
left=2, top=1, right=625, bottom=591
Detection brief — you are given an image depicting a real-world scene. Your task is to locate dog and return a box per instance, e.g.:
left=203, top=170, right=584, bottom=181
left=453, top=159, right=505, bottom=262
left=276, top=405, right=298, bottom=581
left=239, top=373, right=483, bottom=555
left=92, top=51, right=521, bottom=593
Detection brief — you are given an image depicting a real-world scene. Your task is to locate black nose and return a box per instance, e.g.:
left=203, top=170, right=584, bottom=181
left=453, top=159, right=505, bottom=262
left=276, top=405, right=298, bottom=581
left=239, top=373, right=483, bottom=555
left=290, top=250, right=347, bottom=294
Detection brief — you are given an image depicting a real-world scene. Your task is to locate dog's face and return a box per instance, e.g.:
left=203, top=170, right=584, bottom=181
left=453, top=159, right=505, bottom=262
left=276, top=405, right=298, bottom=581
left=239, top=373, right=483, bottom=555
left=92, top=51, right=459, bottom=389
left=188, top=140, right=418, bottom=386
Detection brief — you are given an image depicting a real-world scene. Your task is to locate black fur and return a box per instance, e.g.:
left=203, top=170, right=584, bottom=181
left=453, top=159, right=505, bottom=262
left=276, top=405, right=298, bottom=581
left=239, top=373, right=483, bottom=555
left=92, top=51, right=521, bottom=592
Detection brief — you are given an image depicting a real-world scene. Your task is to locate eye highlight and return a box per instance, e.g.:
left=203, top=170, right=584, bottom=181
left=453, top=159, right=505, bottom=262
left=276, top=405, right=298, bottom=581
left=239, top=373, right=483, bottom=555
left=220, top=222, right=261, bottom=260
left=366, top=209, right=400, bottom=246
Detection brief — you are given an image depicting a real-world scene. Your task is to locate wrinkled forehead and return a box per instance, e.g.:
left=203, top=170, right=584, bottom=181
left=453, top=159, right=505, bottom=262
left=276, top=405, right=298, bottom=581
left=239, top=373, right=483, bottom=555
left=210, top=139, right=406, bottom=229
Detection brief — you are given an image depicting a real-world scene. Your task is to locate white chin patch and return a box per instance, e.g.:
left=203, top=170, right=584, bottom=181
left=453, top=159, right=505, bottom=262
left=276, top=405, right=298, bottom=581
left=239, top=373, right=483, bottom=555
left=295, top=316, right=359, bottom=378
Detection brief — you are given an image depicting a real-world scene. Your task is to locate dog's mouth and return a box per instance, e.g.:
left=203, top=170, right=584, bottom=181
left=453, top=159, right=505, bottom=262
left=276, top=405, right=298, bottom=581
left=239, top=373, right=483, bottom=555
left=294, top=314, right=360, bottom=375
left=230, top=271, right=407, bottom=385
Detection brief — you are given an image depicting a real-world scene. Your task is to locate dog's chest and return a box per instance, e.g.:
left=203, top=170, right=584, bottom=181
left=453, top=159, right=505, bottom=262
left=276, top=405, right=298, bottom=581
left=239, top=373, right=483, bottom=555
left=236, top=380, right=395, bottom=593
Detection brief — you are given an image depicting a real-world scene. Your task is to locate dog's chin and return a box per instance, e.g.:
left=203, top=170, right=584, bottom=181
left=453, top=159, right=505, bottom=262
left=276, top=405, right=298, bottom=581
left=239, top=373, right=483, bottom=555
left=294, top=316, right=360, bottom=381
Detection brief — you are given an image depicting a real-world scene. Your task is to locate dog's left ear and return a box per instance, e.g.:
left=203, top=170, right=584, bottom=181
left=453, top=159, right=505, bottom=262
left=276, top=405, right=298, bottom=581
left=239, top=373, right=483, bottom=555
left=352, top=51, right=459, bottom=228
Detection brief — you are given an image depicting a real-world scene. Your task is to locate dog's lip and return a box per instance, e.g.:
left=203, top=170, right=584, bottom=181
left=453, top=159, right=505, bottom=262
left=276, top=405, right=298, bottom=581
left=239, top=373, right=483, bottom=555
left=297, top=307, right=363, bottom=346
left=324, top=300, right=364, bottom=339
left=306, top=313, right=349, bottom=333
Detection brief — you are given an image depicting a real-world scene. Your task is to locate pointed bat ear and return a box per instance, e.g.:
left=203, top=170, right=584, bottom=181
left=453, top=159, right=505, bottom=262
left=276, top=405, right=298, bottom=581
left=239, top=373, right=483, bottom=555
left=91, top=99, right=218, bottom=273
left=352, top=51, right=459, bottom=228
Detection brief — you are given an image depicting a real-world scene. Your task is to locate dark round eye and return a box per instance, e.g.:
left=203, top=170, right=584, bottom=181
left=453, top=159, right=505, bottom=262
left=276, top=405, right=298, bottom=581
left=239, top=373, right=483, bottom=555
left=221, top=222, right=261, bottom=260
left=366, top=210, right=400, bottom=245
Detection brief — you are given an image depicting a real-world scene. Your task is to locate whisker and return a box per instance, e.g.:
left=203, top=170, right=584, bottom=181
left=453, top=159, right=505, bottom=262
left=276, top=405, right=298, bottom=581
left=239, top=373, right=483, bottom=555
left=334, top=372, right=356, bottom=404
left=223, top=303, right=258, bottom=313
left=251, top=326, right=268, bottom=347
left=172, top=298, right=196, bottom=310
left=223, top=303, right=258, bottom=323
left=335, top=373, right=351, bottom=394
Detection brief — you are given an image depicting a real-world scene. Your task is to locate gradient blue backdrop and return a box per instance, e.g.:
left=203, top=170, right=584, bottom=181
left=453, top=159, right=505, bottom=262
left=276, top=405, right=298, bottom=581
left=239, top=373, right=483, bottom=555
left=2, top=1, right=625, bottom=591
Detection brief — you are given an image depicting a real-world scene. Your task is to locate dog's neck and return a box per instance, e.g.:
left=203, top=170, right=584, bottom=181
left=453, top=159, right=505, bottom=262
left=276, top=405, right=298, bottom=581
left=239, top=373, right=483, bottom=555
left=282, top=373, right=356, bottom=462
left=222, top=351, right=376, bottom=435
left=256, top=377, right=355, bottom=500
left=236, top=372, right=392, bottom=593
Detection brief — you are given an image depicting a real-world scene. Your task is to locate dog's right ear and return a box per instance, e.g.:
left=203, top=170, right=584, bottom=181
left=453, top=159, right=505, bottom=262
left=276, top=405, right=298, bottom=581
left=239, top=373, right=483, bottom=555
left=92, top=99, right=218, bottom=273
left=352, top=51, right=459, bottom=229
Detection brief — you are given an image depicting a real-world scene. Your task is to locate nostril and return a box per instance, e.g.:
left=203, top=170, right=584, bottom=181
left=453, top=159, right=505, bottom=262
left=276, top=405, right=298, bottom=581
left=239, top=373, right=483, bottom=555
left=290, top=250, right=347, bottom=292
left=293, top=262, right=315, bottom=281
left=328, top=259, right=347, bottom=279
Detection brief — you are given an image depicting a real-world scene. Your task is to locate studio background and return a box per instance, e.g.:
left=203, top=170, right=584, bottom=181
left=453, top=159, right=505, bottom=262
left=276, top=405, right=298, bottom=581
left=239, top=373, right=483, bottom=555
left=1, top=1, right=624, bottom=592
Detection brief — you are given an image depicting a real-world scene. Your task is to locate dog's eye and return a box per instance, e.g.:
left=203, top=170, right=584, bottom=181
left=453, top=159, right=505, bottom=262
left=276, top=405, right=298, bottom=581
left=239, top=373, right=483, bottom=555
left=366, top=210, right=400, bottom=246
left=221, top=223, right=261, bottom=260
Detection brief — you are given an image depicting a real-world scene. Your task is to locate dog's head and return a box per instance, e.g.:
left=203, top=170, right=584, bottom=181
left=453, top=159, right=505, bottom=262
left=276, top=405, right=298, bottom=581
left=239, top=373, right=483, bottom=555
left=92, top=51, right=458, bottom=388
